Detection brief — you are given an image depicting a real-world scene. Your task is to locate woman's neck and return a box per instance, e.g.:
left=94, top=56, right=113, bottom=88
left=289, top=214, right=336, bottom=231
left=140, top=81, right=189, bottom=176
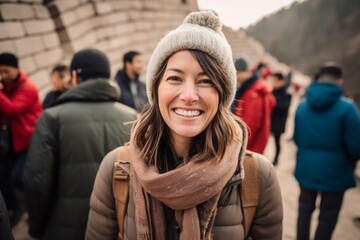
left=171, top=135, right=191, bottom=158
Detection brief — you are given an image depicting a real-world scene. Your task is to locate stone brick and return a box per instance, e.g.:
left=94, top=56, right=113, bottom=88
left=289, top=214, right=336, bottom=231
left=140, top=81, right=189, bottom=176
left=0, top=40, right=16, bottom=53
left=0, top=22, right=25, bottom=39
left=135, top=21, right=152, bottom=31
left=144, top=1, right=162, bottom=10
left=129, top=0, right=144, bottom=9
left=67, top=20, right=93, bottom=40
left=22, top=0, right=42, bottom=3
left=43, top=32, right=60, bottom=49
left=132, top=32, right=149, bottom=44
left=1, top=4, right=35, bottom=20
left=71, top=32, right=97, bottom=52
left=117, top=35, right=132, bottom=47
left=102, top=12, right=128, bottom=25
left=95, top=2, right=113, bottom=14
left=61, top=11, right=79, bottom=26
left=112, top=1, right=131, bottom=10
left=87, top=16, right=101, bottom=29
left=29, top=69, right=51, bottom=91
left=129, top=11, right=142, bottom=21
left=34, top=48, right=63, bottom=69
left=76, top=3, right=95, bottom=20
left=24, top=19, right=55, bottom=35
left=95, top=27, right=114, bottom=41
left=142, top=11, right=158, bottom=20
left=92, top=40, right=109, bottom=53
left=107, top=50, right=120, bottom=64
left=19, top=56, right=37, bottom=74
left=33, top=5, right=50, bottom=18
left=114, top=22, right=136, bottom=36
left=14, top=36, right=45, bottom=57
left=55, top=0, right=80, bottom=12
left=109, top=36, right=125, bottom=49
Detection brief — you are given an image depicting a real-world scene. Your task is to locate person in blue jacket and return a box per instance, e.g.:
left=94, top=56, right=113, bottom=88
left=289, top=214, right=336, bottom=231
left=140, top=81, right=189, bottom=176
left=294, top=62, right=360, bottom=240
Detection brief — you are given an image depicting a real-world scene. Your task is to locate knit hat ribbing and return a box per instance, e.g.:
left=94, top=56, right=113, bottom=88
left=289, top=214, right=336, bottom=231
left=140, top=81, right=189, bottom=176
left=146, top=10, right=236, bottom=108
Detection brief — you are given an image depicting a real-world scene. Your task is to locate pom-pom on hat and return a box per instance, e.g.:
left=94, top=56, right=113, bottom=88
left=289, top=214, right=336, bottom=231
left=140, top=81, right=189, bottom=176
left=146, top=10, right=236, bottom=108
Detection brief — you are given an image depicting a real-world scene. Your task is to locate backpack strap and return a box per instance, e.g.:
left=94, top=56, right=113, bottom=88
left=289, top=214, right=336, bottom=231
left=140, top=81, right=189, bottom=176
left=112, top=145, right=131, bottom=240
left=241, top=150, right=260, bottom=239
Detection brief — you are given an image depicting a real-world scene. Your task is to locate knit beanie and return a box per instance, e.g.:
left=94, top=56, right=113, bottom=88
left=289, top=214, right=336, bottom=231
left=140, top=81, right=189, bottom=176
left=70, top=48, right=110, bottom=80
left=146, top=10, right=236, bottom=108
left=0, top=53, right=18, bottom=68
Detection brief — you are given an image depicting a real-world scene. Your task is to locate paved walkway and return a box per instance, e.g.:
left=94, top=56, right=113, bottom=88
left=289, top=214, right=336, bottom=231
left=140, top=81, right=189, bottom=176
left=12, top=94, right=360, bottom=239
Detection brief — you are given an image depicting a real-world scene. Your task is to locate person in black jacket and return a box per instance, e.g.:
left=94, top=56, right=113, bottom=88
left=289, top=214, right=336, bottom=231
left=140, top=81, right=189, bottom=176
left=115, top=51, right=148, bottom=113
left=42, top=64, right=70, bottom=109
left=270, top=72, right=292, bottom=166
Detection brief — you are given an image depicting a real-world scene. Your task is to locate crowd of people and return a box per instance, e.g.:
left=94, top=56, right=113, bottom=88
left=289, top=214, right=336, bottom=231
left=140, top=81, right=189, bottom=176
left=1, top=10, right=360, bottom=240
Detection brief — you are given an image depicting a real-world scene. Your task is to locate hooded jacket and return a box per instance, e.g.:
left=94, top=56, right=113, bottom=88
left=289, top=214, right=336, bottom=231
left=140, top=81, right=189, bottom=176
left=23, top=79, right=138, bottom=240
left=0, top=71, right=42, bottom=153
left=294, top=82, right=360, bottom=192
left=235, top=78, right=276, bottom=153
left=86, top=147, right=283, bottom=240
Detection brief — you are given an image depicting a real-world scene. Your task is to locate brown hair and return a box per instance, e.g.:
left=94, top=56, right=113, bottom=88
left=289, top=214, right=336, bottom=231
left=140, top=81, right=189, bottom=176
left=132, top=50, right=244, bottom=172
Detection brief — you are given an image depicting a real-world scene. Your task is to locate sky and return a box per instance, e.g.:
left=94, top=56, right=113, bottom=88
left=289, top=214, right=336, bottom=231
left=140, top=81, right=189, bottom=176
left=197, top=0, right=303, bottom=30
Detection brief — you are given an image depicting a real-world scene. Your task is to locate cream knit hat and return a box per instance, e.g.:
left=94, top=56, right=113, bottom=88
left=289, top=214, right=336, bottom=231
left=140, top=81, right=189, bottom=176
left=146, top=10, right=236, bottom=108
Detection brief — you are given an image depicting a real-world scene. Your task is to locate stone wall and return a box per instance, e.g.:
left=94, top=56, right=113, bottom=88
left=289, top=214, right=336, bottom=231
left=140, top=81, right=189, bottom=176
left=0, top=0, right=197, bottom=98
left=0, top=0, right=302, bottom=99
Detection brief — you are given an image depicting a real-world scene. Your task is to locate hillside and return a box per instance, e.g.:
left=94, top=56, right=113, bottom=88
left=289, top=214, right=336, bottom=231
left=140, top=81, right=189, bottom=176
left=246, top=0, right=360, bottom=99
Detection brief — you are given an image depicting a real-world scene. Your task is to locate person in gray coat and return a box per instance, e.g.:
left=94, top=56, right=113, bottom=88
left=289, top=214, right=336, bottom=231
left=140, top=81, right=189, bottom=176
left=23, top=49, right=138, bottom=240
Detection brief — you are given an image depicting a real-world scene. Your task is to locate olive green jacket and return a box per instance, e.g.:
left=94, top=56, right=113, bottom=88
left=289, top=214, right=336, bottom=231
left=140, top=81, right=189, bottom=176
left=23, top=79, right=138, bottom=240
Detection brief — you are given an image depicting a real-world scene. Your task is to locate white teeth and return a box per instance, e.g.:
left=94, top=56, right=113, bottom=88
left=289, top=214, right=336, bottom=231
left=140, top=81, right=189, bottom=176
left=175, top=109, right=201, bottom=117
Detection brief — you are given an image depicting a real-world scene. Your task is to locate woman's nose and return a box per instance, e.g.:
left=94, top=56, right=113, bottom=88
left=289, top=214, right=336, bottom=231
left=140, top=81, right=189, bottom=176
left=180, top=81, right=199, bottom=103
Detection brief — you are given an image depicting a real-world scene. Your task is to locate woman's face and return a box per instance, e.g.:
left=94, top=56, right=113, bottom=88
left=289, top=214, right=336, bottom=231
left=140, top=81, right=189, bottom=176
left=158, top=50, right=219, bottom=150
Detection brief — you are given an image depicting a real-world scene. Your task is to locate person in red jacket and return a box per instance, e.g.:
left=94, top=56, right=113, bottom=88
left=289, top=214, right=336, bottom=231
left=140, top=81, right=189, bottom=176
left=231, top=57, right=276, bottom=153
left=0, top=52, right=42, bottom=226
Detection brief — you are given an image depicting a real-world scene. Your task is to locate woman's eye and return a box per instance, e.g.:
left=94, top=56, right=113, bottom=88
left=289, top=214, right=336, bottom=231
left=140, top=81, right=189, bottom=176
left=167, top=76, right=181, bottom=82
left=198, top=79, right=212, bottom=85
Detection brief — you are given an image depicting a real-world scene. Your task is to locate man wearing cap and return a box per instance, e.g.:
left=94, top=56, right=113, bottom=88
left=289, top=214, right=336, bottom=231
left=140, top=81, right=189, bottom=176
left=23, top=49, right=138, bottom=240
left=0, top=52, right=42, bottom=227
left=231, top=57, right=276, bottom=154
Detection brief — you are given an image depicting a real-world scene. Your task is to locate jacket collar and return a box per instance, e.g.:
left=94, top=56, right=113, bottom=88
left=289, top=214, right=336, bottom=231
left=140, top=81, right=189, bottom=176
left=56, top=78, right=120, bottom=105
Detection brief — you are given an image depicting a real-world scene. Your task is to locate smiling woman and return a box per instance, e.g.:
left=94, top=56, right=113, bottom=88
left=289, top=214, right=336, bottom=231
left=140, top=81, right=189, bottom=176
left=86, top=10, right=283, bottom=240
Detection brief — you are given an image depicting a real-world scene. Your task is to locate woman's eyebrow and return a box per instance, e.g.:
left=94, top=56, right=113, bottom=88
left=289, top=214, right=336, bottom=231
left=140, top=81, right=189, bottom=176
left=165, top=68, right=207, bottom=77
